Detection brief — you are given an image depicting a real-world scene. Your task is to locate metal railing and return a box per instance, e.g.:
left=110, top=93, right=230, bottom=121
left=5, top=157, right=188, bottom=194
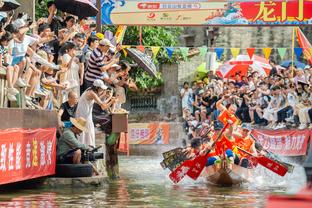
left=129, top=95, right=158, bottom=112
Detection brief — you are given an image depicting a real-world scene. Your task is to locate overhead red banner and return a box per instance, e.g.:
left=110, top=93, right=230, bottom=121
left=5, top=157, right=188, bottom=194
left=0, top=128, right=57, bottom=185
left=101, top=0, right=312, bottom=26
left=251, top=129, right=310, bottom=156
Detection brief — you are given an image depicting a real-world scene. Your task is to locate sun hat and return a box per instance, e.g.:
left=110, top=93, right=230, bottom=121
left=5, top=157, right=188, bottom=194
left=93, top=79, right=108, bottom=90
left=70, top=117, right=88, bottom=132
left=99, top=38, right=114, bottom=48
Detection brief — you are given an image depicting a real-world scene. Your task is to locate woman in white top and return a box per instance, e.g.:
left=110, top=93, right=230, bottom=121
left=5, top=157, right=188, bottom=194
left=76, top=79, right=116, bottom=147
left=59, top=42, right=82, bottom=102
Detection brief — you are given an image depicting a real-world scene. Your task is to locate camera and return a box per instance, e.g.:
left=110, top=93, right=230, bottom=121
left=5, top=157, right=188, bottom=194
left=82, top=146, right=104, bottom=162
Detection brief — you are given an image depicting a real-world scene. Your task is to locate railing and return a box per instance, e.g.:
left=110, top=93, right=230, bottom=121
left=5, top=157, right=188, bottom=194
left=129, top=95, right=158, bottom=112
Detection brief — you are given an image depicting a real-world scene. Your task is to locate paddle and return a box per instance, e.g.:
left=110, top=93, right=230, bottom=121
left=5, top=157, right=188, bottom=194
left=250, top=134, right=294, bottom=173
left=236, top=146, right=288, bottom=176
left=186, top=123, right=229, bottom=180
left=169, top=123, right=229, bottom=183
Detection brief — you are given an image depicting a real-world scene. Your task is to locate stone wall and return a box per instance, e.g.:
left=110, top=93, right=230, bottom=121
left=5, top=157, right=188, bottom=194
left=16, top=0, right=35, bottom=20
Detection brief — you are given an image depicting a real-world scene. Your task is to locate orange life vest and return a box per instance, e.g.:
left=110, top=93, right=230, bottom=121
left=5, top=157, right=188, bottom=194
left=215, top=135, right=234, bottom=156
left=235, top=136, right=254, bottom=157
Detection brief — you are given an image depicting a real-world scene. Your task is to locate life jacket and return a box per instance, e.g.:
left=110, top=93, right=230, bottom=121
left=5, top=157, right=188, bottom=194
left=235, top=136, right=254, bottom=158
left=214, top=134, right=234, bottom=156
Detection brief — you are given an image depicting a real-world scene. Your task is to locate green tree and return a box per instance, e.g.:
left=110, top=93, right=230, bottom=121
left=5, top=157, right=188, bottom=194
left=35, top=0, right=49, bottom=19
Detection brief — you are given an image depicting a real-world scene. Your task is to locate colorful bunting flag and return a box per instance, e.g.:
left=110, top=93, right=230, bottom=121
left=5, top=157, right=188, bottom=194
left=277, top=48, right=287, bottom=60
left=214, top=48, right=224, bottom=60
left=137, top=45, right=145, bottom=53
left=122, top=45, right=131, bottom=57
left=199, top=46, right=207, bottom=57
left=151, top=46, right=161, bottom=58
left=180, top=47, right=189, bottom=58
left=166, top=47, right=174, bottom=58
left=246, top=48, right=255, bottom=60
left=262, top=48, right=272, bottom=60
left=294, top=47, right=303, bottom=60
left=230, top=48, right=240, bottom=59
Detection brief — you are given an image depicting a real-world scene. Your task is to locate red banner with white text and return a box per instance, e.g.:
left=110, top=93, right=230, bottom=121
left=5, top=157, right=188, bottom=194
left=0, top=128, right=57, bottom=185
left=251, top=129, right=310, bottom=156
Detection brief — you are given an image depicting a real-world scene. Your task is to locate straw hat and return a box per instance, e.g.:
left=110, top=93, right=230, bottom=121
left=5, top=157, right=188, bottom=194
left=70, top=117, right=88, bottom=132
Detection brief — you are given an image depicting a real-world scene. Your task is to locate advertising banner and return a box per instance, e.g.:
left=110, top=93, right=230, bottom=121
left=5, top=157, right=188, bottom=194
left=251, top=129, right=310, bottom=156
left=0, top=128, right=57, bottom=185
left=129, top=123, right=169, bottom=144
left=100, top=0, right=312, bottom=26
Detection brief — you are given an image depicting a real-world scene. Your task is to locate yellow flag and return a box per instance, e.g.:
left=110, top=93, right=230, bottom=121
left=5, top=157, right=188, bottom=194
left=151, top=46, right=161, bottom=58
left=122, top=45, right=130, bottom=57
left=262, top=48, right=272, bottom=60
left=230, top=48, right=240, bottom=59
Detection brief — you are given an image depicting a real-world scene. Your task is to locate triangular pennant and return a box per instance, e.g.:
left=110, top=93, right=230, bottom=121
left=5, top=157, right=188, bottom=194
left=166, top=47, right=174, bottom=58
left=294, top=47, right=303, bottom=60
left=262, top=48, right=272, bottom=60
left=122, top=45, right=130, bottom=57
left=246, top=48, right=255, bottom=59
left=230, top=48, right=240, bottom=59
left=277, top=48, right=287, bottom=60
left=151, top=46, right=161, bottom=58
left=180, top=47, right=189, bottom=58
left=199, top=46, right=207, bottom=57
left=214, top=48, right=224, bottom=60
left=137, top=45, right=145, bottom=53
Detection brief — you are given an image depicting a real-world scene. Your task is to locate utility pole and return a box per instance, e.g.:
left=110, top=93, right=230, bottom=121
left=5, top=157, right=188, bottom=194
left=96, top=0, right=102, bottom=33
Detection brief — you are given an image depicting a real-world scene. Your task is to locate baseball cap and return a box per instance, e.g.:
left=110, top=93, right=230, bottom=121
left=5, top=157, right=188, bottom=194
left=93, top=79, right=108, bottom=90
left=111, top=64, right=121, bottom=70
left=99, top=39, right=114, bottom=48
left=241, top=123, right=252, bottom=131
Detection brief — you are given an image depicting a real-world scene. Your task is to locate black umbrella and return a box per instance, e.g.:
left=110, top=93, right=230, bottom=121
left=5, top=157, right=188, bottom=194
left=126, top=48, right=158, bottom=77
left=55, top=0, right=98, bottom=18
left=0, top=0, right=20, bottom=11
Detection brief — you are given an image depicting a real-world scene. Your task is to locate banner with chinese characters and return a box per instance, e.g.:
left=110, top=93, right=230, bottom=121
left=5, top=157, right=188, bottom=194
left=0, top=128, right=56, bottom=185
left=251, top=129, right=310, bottom=156
left=129, top=123, right=169, bottom=144
left=100, top=0, right=312, bottom=26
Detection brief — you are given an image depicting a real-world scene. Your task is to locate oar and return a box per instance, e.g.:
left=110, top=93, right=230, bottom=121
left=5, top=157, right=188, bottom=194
left=169, top=123, right=229, bottom=183
left=186, top=123, right=229, bottom=180
left=250, top=134, right=294, bottom=173
left=236, top=146, right=288, bottom=177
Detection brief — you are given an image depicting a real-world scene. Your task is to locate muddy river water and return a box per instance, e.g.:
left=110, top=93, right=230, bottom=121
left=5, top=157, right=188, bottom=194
left=0, top=156, right=306, bottom=207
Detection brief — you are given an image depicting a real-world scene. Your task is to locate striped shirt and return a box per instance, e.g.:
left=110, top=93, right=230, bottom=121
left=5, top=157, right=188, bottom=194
left=85, top=48, right=106, bottom=82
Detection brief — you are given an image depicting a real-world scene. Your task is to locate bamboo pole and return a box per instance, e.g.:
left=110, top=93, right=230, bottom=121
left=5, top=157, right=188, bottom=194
left=96, top=0, right=102, bottom=33
left=291, top=27, right=295, bottom=76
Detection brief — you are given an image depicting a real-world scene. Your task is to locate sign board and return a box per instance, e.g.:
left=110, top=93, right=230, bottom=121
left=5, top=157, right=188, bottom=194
left=0, top=128, right=56, bottom=185
left=100, top=0, right=312, bottom=26
left=129, top=122, right=169, bottom=144
left=252, top=129, right=310, bottom=156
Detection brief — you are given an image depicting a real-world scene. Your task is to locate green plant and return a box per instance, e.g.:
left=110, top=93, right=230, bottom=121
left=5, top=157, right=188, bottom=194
left=131, top=69, right=164, bottom=91
left=35, top=0, right=49, bottom=19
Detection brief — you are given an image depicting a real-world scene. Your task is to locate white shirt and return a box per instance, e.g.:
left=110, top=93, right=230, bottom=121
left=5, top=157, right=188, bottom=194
left=9, top=35, right=37, bottom=57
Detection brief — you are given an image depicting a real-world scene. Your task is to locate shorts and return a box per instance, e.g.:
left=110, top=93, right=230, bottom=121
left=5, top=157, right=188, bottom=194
left=57, top=148, right=78, bottom=164
left=11, top=56, right=24, bottom=66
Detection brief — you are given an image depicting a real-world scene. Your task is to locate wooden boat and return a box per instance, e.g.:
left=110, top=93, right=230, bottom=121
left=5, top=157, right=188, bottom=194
left=202, top=161, right=253, bottom=187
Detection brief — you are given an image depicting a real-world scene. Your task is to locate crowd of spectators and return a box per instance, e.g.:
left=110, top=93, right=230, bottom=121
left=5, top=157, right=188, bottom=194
left=0, top=1, right=137, bottom=164
left=181, top=60, right=312, bottom=140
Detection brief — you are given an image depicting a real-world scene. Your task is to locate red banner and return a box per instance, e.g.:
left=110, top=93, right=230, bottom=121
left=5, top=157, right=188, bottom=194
left=0, top=128, right=57, bottom=185
left=252, top=129, right=310, bottom=156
